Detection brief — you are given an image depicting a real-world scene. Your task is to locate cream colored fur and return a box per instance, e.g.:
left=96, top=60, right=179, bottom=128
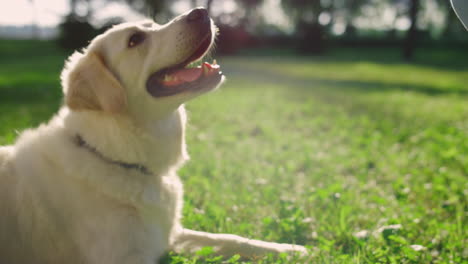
left=0, top=9, right=306, bottom=264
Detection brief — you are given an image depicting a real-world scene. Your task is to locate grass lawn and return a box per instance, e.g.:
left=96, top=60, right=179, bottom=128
left=0, top=40, right=466, bottom=263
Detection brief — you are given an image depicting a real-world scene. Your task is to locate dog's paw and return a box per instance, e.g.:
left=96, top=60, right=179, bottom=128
left=278, top=244, right=308, bottom=256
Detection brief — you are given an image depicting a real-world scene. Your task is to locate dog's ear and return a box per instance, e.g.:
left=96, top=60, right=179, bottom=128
left=62, top=51, right=127, bottom=113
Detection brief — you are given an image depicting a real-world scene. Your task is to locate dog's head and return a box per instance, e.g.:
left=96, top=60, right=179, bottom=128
left=61, top=8, right=224, bottom=121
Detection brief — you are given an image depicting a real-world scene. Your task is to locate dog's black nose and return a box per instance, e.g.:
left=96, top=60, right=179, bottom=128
left=187, top=8, right=209, bottom=23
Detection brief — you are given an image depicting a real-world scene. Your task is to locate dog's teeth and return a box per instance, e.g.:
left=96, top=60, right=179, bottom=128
left=164, top=75, right=174, bottom=81
left=203, top=64, right=209, bottom=75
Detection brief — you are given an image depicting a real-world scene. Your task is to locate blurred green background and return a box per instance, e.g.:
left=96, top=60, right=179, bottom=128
left=0, top=0, right=467, bottom=263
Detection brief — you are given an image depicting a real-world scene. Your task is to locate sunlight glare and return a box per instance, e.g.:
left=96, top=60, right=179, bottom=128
left=1, top=0, right=34, bottom=25
left=319, top=12, right=332, bottom=26
left=0, top=0, right=68, bottom=26
left=171, top=0, right=192, bottom=15
left=211, top=0, right=238, bottom=16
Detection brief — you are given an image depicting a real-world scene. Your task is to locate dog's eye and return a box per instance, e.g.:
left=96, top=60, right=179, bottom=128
left=128, top=32, right=146, bottom=48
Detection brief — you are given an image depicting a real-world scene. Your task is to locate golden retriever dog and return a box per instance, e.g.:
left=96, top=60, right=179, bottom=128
left=0, top=8, right=306, bottom=264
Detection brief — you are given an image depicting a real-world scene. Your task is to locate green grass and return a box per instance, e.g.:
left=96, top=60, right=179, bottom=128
left=1, top=40, right=466, bottom=263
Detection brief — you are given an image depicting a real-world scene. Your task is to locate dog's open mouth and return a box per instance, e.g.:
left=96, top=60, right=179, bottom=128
left=146, top=32, right=223, bottom=98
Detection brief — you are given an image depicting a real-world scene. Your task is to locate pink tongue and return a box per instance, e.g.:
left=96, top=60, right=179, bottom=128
left=172, top=68, right=202, bottom=82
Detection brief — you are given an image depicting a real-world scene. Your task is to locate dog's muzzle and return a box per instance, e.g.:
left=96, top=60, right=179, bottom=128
left=146, top=8, right=223, bottom=98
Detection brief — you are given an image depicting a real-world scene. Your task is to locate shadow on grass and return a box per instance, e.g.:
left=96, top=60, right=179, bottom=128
left=238, top=46, right=468, bottom=72
left=224, top=65, right=468, bottom=96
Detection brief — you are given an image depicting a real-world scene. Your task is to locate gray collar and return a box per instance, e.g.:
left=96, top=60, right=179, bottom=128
left=74, top=134, right=152, bottom=175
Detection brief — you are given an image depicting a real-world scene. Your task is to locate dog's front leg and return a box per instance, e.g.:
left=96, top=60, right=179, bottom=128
left=170, top=228, right=307, bottom=259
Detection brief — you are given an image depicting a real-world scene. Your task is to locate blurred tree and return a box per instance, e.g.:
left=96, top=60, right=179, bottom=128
left=340, top=0, right=372, bottom=35
left=121, top=0, right=168, bottom=18
left=57, top=0, right=96, bottom=51
left=70, top=0, right=77, bottom=15
left=209, top=0, right=265, bottom=54
left=281, top=0, right=326, bottom=53
left=403, top=0, right=420, bottom=60
left=238, top=0, right=263, bottom=27
left=57, top=15, right=97, bottom=51
left=281, top=0, right=372, bottom=53
left=188, top=0, right=214, bottom=13
left=281, top=0, right=321, bottom=22
left=206, top=0, right=214, bottom=13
